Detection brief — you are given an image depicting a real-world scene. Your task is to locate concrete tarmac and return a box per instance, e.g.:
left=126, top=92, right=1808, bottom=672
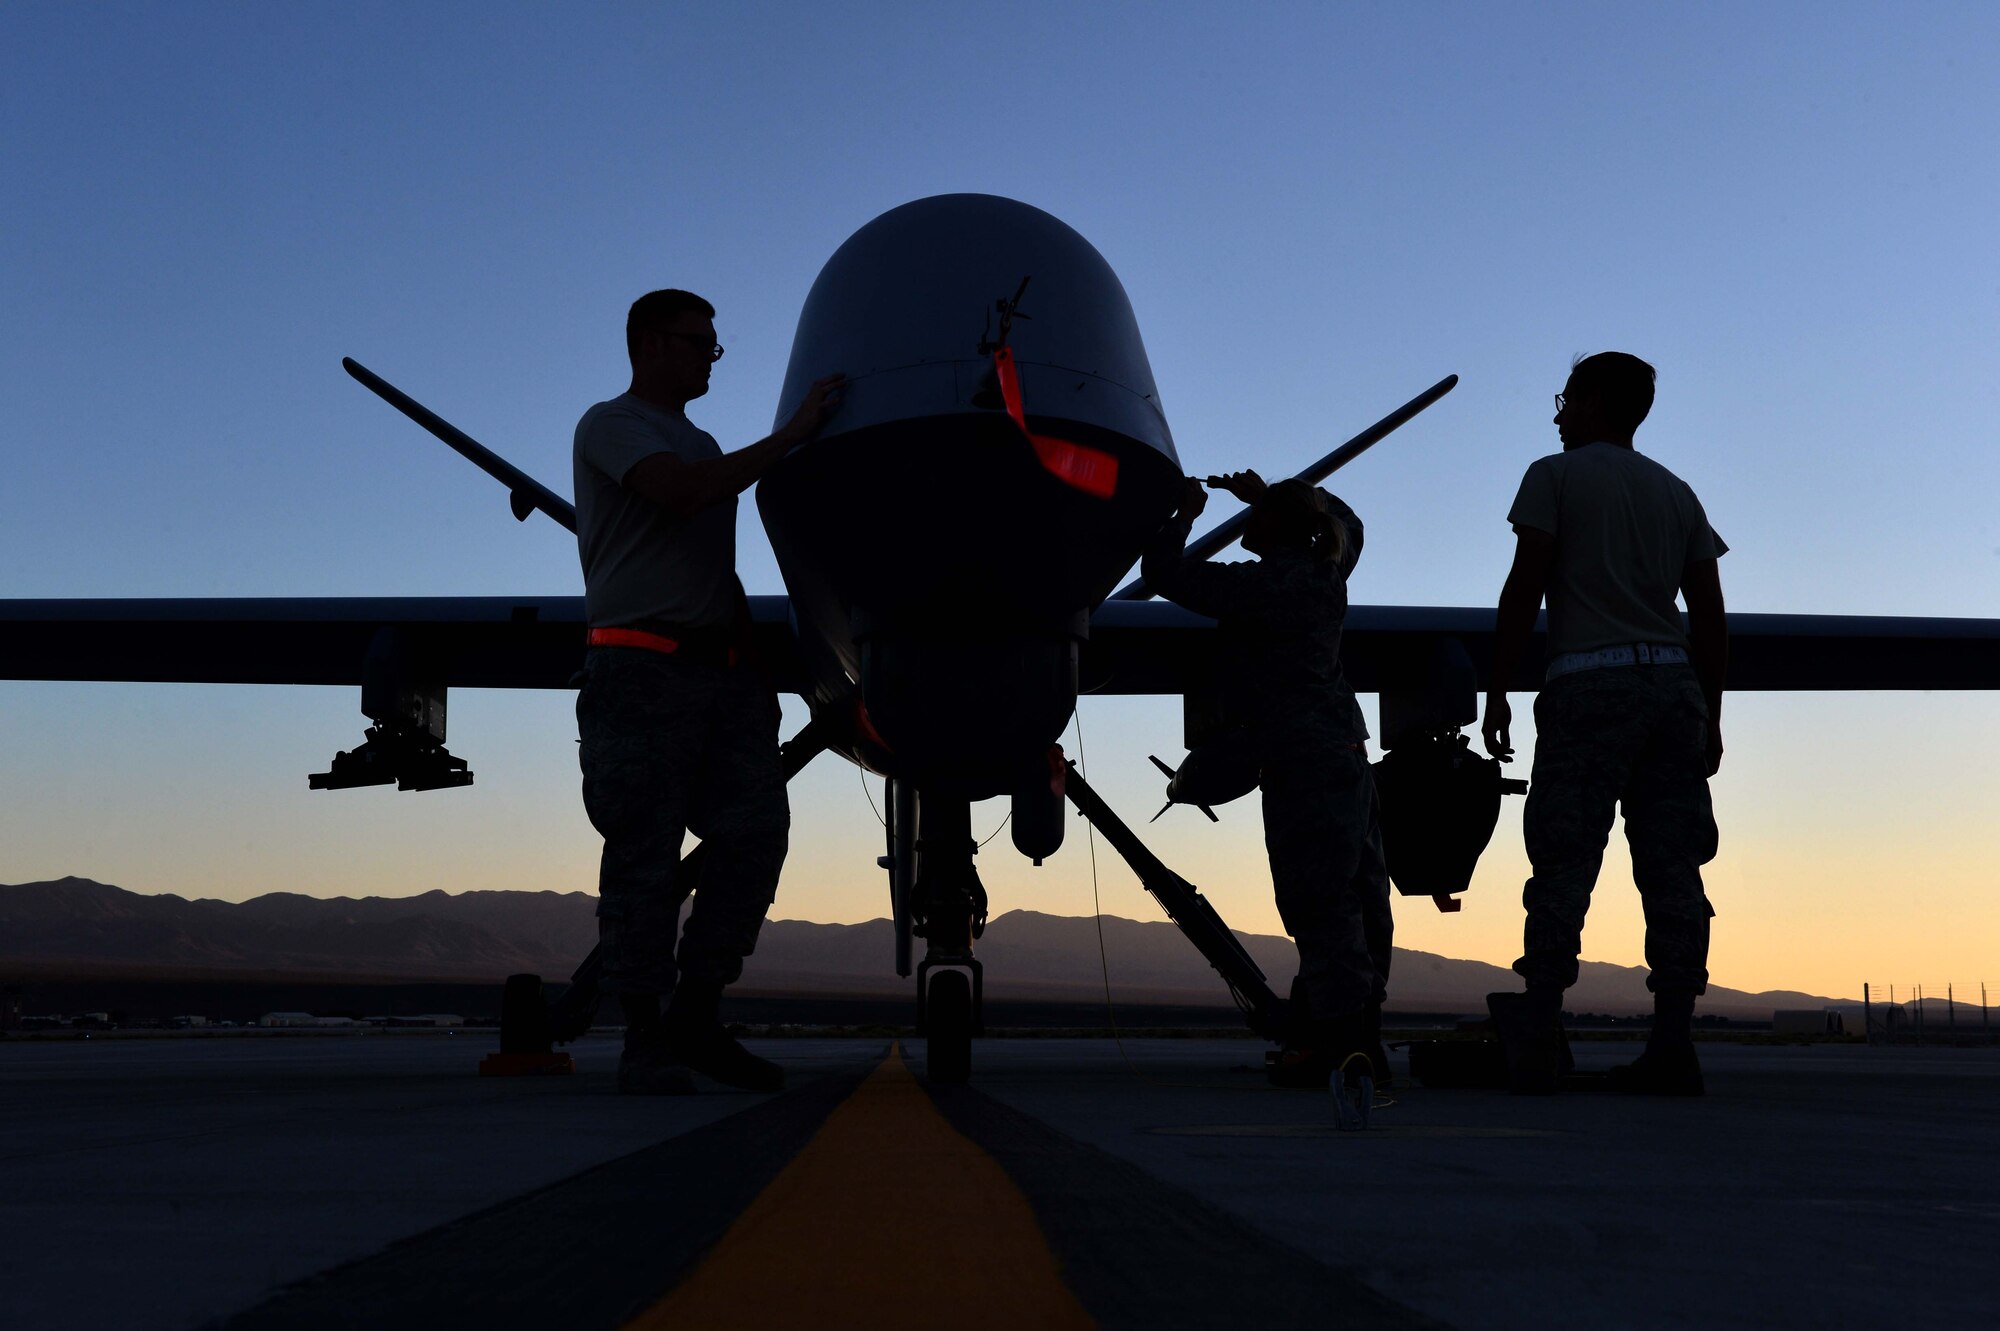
left=2, top=1032, right=1994, bottom=1329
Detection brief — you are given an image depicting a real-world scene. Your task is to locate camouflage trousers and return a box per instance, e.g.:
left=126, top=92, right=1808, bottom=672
left=576, top=647, right=789, bottom=997
left=1516, top=663, right=1717, bottom=995
left=1262, top=743, right=1392, bottom=1019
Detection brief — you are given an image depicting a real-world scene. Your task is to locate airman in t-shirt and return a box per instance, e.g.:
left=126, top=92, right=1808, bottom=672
left=572, top=288, right=841, bottom=1095
left=1481, top=352, right=1728, bottom=1096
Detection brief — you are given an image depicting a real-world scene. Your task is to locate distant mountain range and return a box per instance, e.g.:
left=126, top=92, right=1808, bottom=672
left=0, top=877, right=1850, bottom=1018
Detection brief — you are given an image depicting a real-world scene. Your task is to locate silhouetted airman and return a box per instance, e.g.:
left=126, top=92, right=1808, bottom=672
left=572, top=288, right=840, bottom=1094
left=1483, top=352, right=1728, bottom=1096
left=1144, top=471, right=1391, bottom=1089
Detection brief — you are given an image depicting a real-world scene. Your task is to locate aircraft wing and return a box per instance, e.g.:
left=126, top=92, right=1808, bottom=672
left=1081, top=601, right=2000, bottom=695
left=0, top=596, right=807, bottom=693
left=8, top=596, right=2000, bottom=698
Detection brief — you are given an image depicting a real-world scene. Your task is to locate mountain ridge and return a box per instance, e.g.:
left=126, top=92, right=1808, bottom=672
left=0, top=878, right=1850, bottom=1018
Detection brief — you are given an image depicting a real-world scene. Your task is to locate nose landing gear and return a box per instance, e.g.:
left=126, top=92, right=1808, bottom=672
left=895, top=788, right=988, bottom=1084
left=920, top=966, right=977, bottom=1084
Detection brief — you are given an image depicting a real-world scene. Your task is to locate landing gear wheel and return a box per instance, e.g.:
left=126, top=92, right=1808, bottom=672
left=924, top=969, right=973, bottom=1085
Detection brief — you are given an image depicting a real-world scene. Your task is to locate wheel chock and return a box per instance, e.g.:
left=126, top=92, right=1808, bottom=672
left=484, top=972, right=571, bottom=1075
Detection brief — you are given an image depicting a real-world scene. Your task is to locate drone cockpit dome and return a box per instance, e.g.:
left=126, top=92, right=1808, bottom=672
left=757, top=195, right=1188, bottom=793
left=774, top=192, right=1176, bottom=463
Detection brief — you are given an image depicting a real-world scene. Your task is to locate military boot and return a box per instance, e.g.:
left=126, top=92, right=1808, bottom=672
left=1267, top=1042, right=1332, bottom=1089
left=1488, top=988, right=1570, bottom=1095
left=617, top=994, right=696, bottom=1096
left=1353, top=1000, right=1392, bottom=1090
left=1270, top=1008, right=1370, bottom=1091
left=1269, top=978, right=1330, bottom=1089
left=1611, top=990, right=1705, bottom=1096
left=667, top=979, right=784, bottom=1092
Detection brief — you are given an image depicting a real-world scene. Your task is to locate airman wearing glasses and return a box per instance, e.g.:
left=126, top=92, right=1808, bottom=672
left=572, top=288, right=842, bottom=1095
left=1482, top=352, right=1728, bottom=1097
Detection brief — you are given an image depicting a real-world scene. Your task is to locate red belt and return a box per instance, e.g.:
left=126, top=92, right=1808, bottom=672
left=586, top=626, right=739, bottom=666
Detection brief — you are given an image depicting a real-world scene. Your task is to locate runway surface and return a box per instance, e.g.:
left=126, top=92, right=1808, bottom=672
left=3, top=1032, right=1995, bottom=1329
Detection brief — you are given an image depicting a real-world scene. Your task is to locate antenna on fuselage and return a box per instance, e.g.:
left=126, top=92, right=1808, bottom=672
left=342, top=357, right=579, bottom=535
left=975, top=275, right=1034, bottom=356
left=972, top=276, right=1036, bottom=409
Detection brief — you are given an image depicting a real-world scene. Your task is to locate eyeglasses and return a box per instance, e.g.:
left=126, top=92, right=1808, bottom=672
left=664, top=332, right=725, bottom=362
left=1553, top=393, right=1566, bottom=413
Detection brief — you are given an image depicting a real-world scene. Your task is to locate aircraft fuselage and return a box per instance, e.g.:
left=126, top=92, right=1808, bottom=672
left=758, top=194, right=1183, bottom=799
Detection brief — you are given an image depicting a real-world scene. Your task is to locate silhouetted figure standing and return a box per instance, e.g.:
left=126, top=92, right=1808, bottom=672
left=1482, top=353, right=1728, bottom=1095
left=1144, top=472, right=1391, bottom=1089
left=573, top=288, right=840, bottom=1095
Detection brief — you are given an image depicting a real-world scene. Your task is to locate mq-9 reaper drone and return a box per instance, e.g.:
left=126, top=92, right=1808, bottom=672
left=351, top=191, right=1492, bottom=1081
left=10, top=194, right=2000, bottom=1083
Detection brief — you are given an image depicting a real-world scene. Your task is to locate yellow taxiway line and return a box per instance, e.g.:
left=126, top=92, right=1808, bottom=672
left=624, top=1042, right=1096, bottom=1330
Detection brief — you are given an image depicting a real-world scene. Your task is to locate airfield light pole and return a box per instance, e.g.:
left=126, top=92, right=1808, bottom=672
left=1863, top=983, right=1873, bottom=1046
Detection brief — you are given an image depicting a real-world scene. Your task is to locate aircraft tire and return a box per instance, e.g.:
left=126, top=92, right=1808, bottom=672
left=925, top=969, right=973, bottom=1084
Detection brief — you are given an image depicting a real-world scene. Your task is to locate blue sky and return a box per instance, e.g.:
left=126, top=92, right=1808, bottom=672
left=4, top=3, right=1998, bottom=998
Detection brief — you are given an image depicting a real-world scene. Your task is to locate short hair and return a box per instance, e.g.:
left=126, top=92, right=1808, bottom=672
left=1568, top=351, right=1656, bottom=434
left=626, top=289, right=715, bottom=361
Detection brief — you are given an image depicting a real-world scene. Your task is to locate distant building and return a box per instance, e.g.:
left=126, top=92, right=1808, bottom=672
left=258, top=1012, right=356, bottom=1028
left=1773, top=1009, right=1846, bottom=1037
left=169, top=1015, right=209, bottom=1029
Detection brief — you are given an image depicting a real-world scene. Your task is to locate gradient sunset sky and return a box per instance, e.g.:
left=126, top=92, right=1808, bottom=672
left=5, top=4, right=1998, bottom=1002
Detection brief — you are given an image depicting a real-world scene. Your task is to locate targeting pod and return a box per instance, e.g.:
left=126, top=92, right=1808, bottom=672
left=1372, top=732, right=1525, bottom=912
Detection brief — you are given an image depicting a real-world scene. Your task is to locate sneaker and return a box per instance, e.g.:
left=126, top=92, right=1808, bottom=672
left=1610, top=1043, right=1705, bottom=1096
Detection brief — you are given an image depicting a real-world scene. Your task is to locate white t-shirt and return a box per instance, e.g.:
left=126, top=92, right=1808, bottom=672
left=1508, top=442, right=1727, bottom=656
left=573, top=394, right=737, bottom=628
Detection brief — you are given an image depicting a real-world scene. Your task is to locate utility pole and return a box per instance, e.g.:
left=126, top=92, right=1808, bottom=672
left=1863, top=982, right=1873, bottom=1047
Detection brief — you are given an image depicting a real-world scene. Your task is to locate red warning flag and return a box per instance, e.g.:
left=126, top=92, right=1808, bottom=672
left=993, top=347, right=1119, bottom=499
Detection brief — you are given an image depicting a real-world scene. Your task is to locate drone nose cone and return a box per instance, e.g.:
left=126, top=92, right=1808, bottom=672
left=773, top=193, right=1175, bottom=460
left=757, top=196, right=1194, bottom=794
